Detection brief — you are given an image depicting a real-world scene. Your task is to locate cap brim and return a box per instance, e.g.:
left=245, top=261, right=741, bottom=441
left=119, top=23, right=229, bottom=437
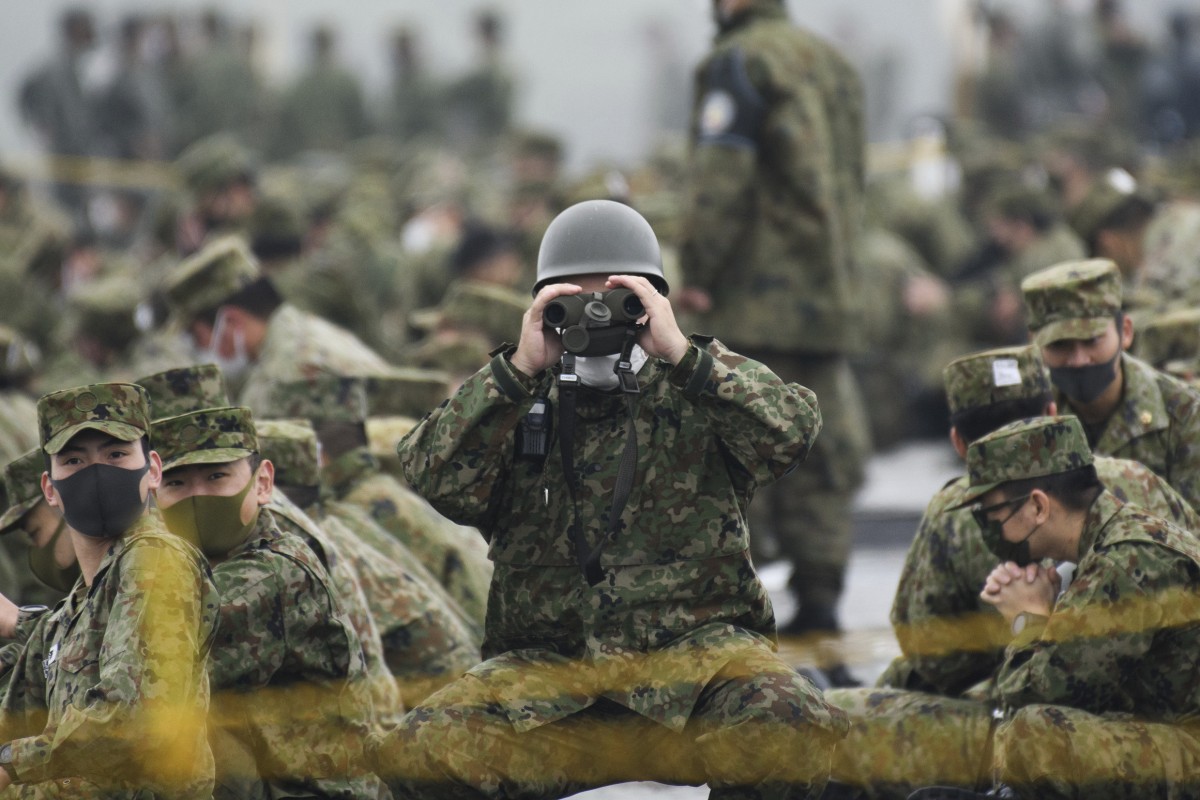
left=44, top=421, right=146, bottom=455
left=948, top=480, right=1006, bottom=510
left=0, top=495, right=42, bottom=534
left=1031, top=316, right=1112, bottom=348
left=161, top=447, right=255, bottom=473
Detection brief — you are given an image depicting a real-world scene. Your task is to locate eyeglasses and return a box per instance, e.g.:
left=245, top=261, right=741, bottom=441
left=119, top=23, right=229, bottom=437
left=970, top=493, right=1032, bottom=531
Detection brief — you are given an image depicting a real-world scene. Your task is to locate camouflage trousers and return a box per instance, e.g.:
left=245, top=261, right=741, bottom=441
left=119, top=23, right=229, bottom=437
left=825, top=688, right=1200, bottom=800
left=370, top=648, right=843, bottom=799
left=737, top=351, right=869, bottom=617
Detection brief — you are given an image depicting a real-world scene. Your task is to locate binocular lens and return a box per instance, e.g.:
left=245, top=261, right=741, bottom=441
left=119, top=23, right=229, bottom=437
left=544, top=301, right=568, bottom=327
left=622, top=294, right=645, bottom=318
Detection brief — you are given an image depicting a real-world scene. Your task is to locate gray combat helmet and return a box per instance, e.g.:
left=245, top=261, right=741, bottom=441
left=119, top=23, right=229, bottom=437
left=533, top=199, right=668, bottom=295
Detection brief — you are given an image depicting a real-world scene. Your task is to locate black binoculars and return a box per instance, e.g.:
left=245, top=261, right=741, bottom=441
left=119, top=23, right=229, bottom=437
left=543, top=288, right=645, bottom=356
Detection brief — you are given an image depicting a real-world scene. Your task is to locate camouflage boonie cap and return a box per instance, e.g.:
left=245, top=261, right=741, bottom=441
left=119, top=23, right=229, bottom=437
left=137, top=364, right=230, bottom=421
left=364, top=369, right=453, bottom=419
left=38, top=383, right=151, bottom=455
left=944, top=345, right=1051, bottom=415
left=256, top=419, right=320, bottom=489
left=67, top=275, right=141, bottom=350
left=176, top=133, right=256, bottom=195
left=152, top=407, right=257, bottom=472
left=0, top=324, right=40, bottom=381
left=1134, top=307, right=1200, bottom=371
left=165, top=235, right=261, bottom=323
left=1021, top=259, right=1123, bottom=347
left=958, top=416, right=1094, bottom=507
left=0, top=449, right=44, bottom=533
left=265, top=374, right=368, bottom=425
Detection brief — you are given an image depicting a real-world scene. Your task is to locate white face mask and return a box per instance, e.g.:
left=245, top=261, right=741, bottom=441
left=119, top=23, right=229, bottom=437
left=204, top=309, right=251, bottom=381
left=574, top=345, right=649, bottom=390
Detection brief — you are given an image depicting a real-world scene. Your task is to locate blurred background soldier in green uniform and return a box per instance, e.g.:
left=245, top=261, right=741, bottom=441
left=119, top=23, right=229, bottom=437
left=678, top=0, right=870, bottom=683
left=384, top=24, right=443, bottom=145
left=0, top=327, right=39, bottom=464
left=271, top=24, right=370, bottom=161
left=175, top=133, right=261, bottom=253
left=0, top=448, right=79, bottom=608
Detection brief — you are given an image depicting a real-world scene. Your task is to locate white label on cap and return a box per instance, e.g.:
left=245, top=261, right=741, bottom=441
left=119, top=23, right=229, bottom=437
left=992, top=358, right=1021, bottom=387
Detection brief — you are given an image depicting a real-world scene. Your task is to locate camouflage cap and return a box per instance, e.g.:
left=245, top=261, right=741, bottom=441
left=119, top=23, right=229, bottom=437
left=165, top=235, right=261, bottom=323
left=152, top=407, right=258, bottom=473
left=1134, top=307, right=1200, bottom=371
left=944, top=345, right=1051, bottom=415
left=136, top=364, right=230, bottom=421
left=958, top=415, right=1094, bottom=507
left=1021, top=259, right=1123, bottom=346
left=0, top=448, right=44, bottom=533
left=38, top=383, right=151, bottom=455
left=264, top=374, right=368, bottom=425
left=0, top=324, right=41, bottom=382
left=67, top=274, right=141, bottom=350
left=409, top=281, right=527, bottom=344
left=176, top=133, right=257, bottom=195
left=256, top=419, right=320, bottom=489
left=364, top=369, right=453, bottom=419
left=1064, top=168, right=1151, bottom=244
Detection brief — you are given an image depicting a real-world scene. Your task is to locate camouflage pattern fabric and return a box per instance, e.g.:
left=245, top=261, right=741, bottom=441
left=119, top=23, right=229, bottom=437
left=164, top=236, right=261, bottom=324
left=943, top=345, right=1050, bottom=416
left=1060, top=353, right=1200, bottom=510
left=371, top=645, right=841, bottom=799
left=832, top=490, right=1200, bottom=799
left=0, top=391, right=37, bottom=467
left=318, top=505, right=481, bottom=707
left=176, top=133, right=256, bottom=197
left=266, top=492, right=404, bottom=730
left=1135, top=306, right=1200, bottom=372
left=205, top=508, right=385, bottom=798
left=373, top=334, right=848, bottom=794
left=0, top=449, right=69, bottom=609
left=0, top=512, right=218, bottom=796
left=881, top=455, right=1200, bottom=698
left=959, top=415, right=1094, bottom=506
left=35, top=382, right=150, bottom=454
left=326, top=446, right=492, bottom=627
left=236, top=304, right=391, bottom=418
left=1020, top=258, right=1123, bottom=346
left=151, top=406, right=256, bottom=472
left=680, top=0, right=865, bottom=354
left=1136, top=201, right=1200, bottom=308
left=137, top=363, right=230, bottom=421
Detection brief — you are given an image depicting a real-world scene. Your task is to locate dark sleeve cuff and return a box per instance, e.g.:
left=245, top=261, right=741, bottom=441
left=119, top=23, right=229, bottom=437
left=488, top=348, right=540, bottom=402
left=668, top=337, right=715, bottom=400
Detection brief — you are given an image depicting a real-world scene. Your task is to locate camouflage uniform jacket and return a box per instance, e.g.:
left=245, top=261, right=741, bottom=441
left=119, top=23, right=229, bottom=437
left=237, top=303, right=391, bottom=418
left=267, top=493, right=404, bottom=730
left=993, top=490, right=1200, bottom=721
left=208, top=509, right=382, bottom=798
left=1136, top=201, right=1200, bottom=307
left=1061, top=353, right=1200, bottom=509
left=327, top=446, right=492, bottom=627
left=396, top=336, right=847, bottom=735
left=0, top=512, right=218, bottom=797
left=883, top=455, right=1200, bottom=697
left=680, top=0, right=865, bottom=353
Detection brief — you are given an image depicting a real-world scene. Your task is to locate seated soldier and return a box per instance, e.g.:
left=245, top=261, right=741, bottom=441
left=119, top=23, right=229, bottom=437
left=876, top=345, right=1200, bottom=699
left=256, top=416, right=481, bottom=707
left=151, top=405, right=385, bottom=798
left=0, top=383, right=217, bottom=797
left=828, top=416, right=1200, bottom=800
left=1020, top=258, right=1200, bottom=508
left=136, top=362, right=404, bottom=729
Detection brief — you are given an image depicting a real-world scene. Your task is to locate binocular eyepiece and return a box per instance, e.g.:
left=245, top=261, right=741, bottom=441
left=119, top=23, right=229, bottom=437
left=543, top=288, right=646, bottom=356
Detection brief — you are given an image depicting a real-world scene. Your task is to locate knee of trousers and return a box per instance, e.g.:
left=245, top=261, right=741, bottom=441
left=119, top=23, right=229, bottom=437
left=993, top=705, right=1079, bottom=786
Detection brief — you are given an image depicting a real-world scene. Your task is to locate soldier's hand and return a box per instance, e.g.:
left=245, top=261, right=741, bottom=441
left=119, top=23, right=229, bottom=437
left=510, top=283, right=578, bottom=377
left=980, top=562, right=1056, bottom=623
left=606, top=275, right=690, bottom=365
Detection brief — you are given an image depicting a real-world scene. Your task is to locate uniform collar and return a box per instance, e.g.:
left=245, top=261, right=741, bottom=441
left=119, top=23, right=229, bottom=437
left=1076, top=489, right=1123, bottom=561
left=1092, top=353, right=1170, bottom=453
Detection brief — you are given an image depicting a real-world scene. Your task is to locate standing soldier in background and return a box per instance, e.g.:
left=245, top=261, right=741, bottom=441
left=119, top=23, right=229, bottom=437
left=17, top=7, right=99, bottom=228
left=679, top=0, right=870, bottom=683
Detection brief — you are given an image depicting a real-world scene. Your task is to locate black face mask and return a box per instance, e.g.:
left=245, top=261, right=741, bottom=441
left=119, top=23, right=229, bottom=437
left=974, top=494, right=1039, bottom=567
left=51, top=462, right=149, bottom=539
left=1049, top=350, right=1120, bottom=405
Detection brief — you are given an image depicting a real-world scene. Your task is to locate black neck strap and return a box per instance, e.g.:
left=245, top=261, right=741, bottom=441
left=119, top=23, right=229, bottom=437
left=556, top=332, right=641, bottom=586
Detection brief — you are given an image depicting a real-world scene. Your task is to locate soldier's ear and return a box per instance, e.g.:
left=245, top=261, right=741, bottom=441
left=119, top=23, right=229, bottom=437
left=1029, top=488, right=1051, bottom=523
left=41, top=471, right=59, bottom=508
left=253, top=459, right=275, bottom=506
left=949, top=426, right=968, bottom=459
